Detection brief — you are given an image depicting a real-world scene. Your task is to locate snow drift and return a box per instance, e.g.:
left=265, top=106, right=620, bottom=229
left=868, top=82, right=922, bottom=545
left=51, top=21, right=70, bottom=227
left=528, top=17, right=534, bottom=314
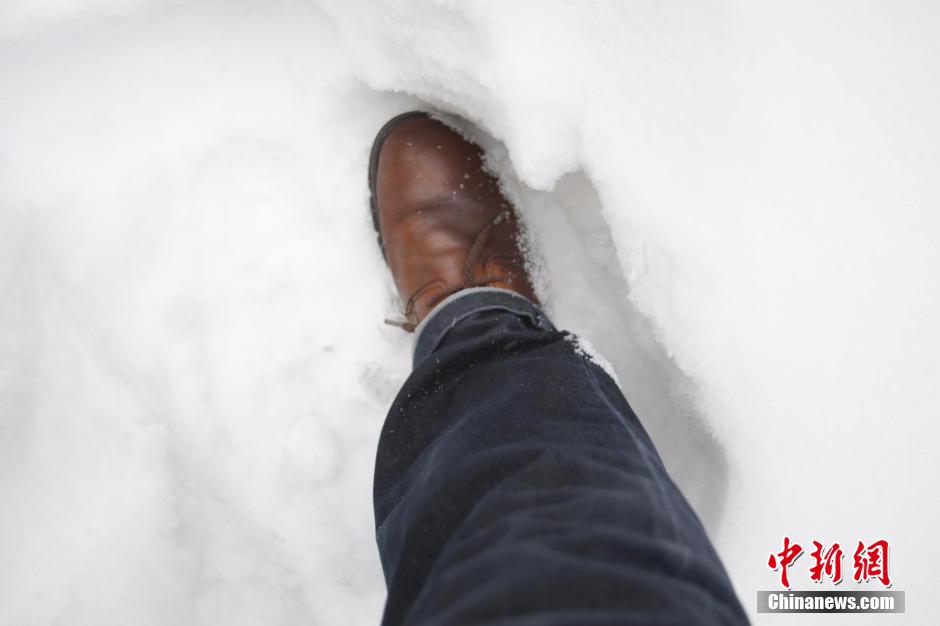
left=1, top=0, right=938, bottom=624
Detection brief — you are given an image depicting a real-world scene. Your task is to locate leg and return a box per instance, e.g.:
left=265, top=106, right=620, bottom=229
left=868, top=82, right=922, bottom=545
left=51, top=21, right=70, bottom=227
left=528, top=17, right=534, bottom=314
left=368, top=111, right=747, bottom=625
left=374, top=289, right=748, bottom=625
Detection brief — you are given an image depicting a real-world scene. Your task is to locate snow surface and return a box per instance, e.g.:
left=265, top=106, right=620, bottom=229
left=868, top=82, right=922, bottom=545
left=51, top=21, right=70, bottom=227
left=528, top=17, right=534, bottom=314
left=2, top=0, right=938, bottom=624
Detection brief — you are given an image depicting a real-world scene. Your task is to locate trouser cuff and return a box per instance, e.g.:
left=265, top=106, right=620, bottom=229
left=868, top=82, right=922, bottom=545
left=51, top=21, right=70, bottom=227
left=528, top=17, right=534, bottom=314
left=412, top=287, right=553, bottom=367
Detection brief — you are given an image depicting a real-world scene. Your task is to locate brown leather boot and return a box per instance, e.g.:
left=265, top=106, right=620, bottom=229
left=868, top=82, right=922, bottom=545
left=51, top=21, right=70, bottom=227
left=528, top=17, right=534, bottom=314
left=369, top=111, right=538, bottom=331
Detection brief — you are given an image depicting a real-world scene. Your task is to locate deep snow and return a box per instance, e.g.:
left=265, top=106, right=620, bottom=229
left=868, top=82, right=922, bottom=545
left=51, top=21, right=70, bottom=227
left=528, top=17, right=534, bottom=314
left=1, top=0, right=938, bottom=624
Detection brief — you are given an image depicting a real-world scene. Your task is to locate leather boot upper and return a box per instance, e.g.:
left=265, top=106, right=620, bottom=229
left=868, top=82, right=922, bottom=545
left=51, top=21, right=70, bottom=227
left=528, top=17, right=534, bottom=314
left=370, top=113, right=538, bottom=330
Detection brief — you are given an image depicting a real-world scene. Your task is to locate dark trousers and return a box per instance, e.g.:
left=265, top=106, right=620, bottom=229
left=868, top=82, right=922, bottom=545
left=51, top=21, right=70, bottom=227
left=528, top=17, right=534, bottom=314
left=374, top=290, right=748, bottom=625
